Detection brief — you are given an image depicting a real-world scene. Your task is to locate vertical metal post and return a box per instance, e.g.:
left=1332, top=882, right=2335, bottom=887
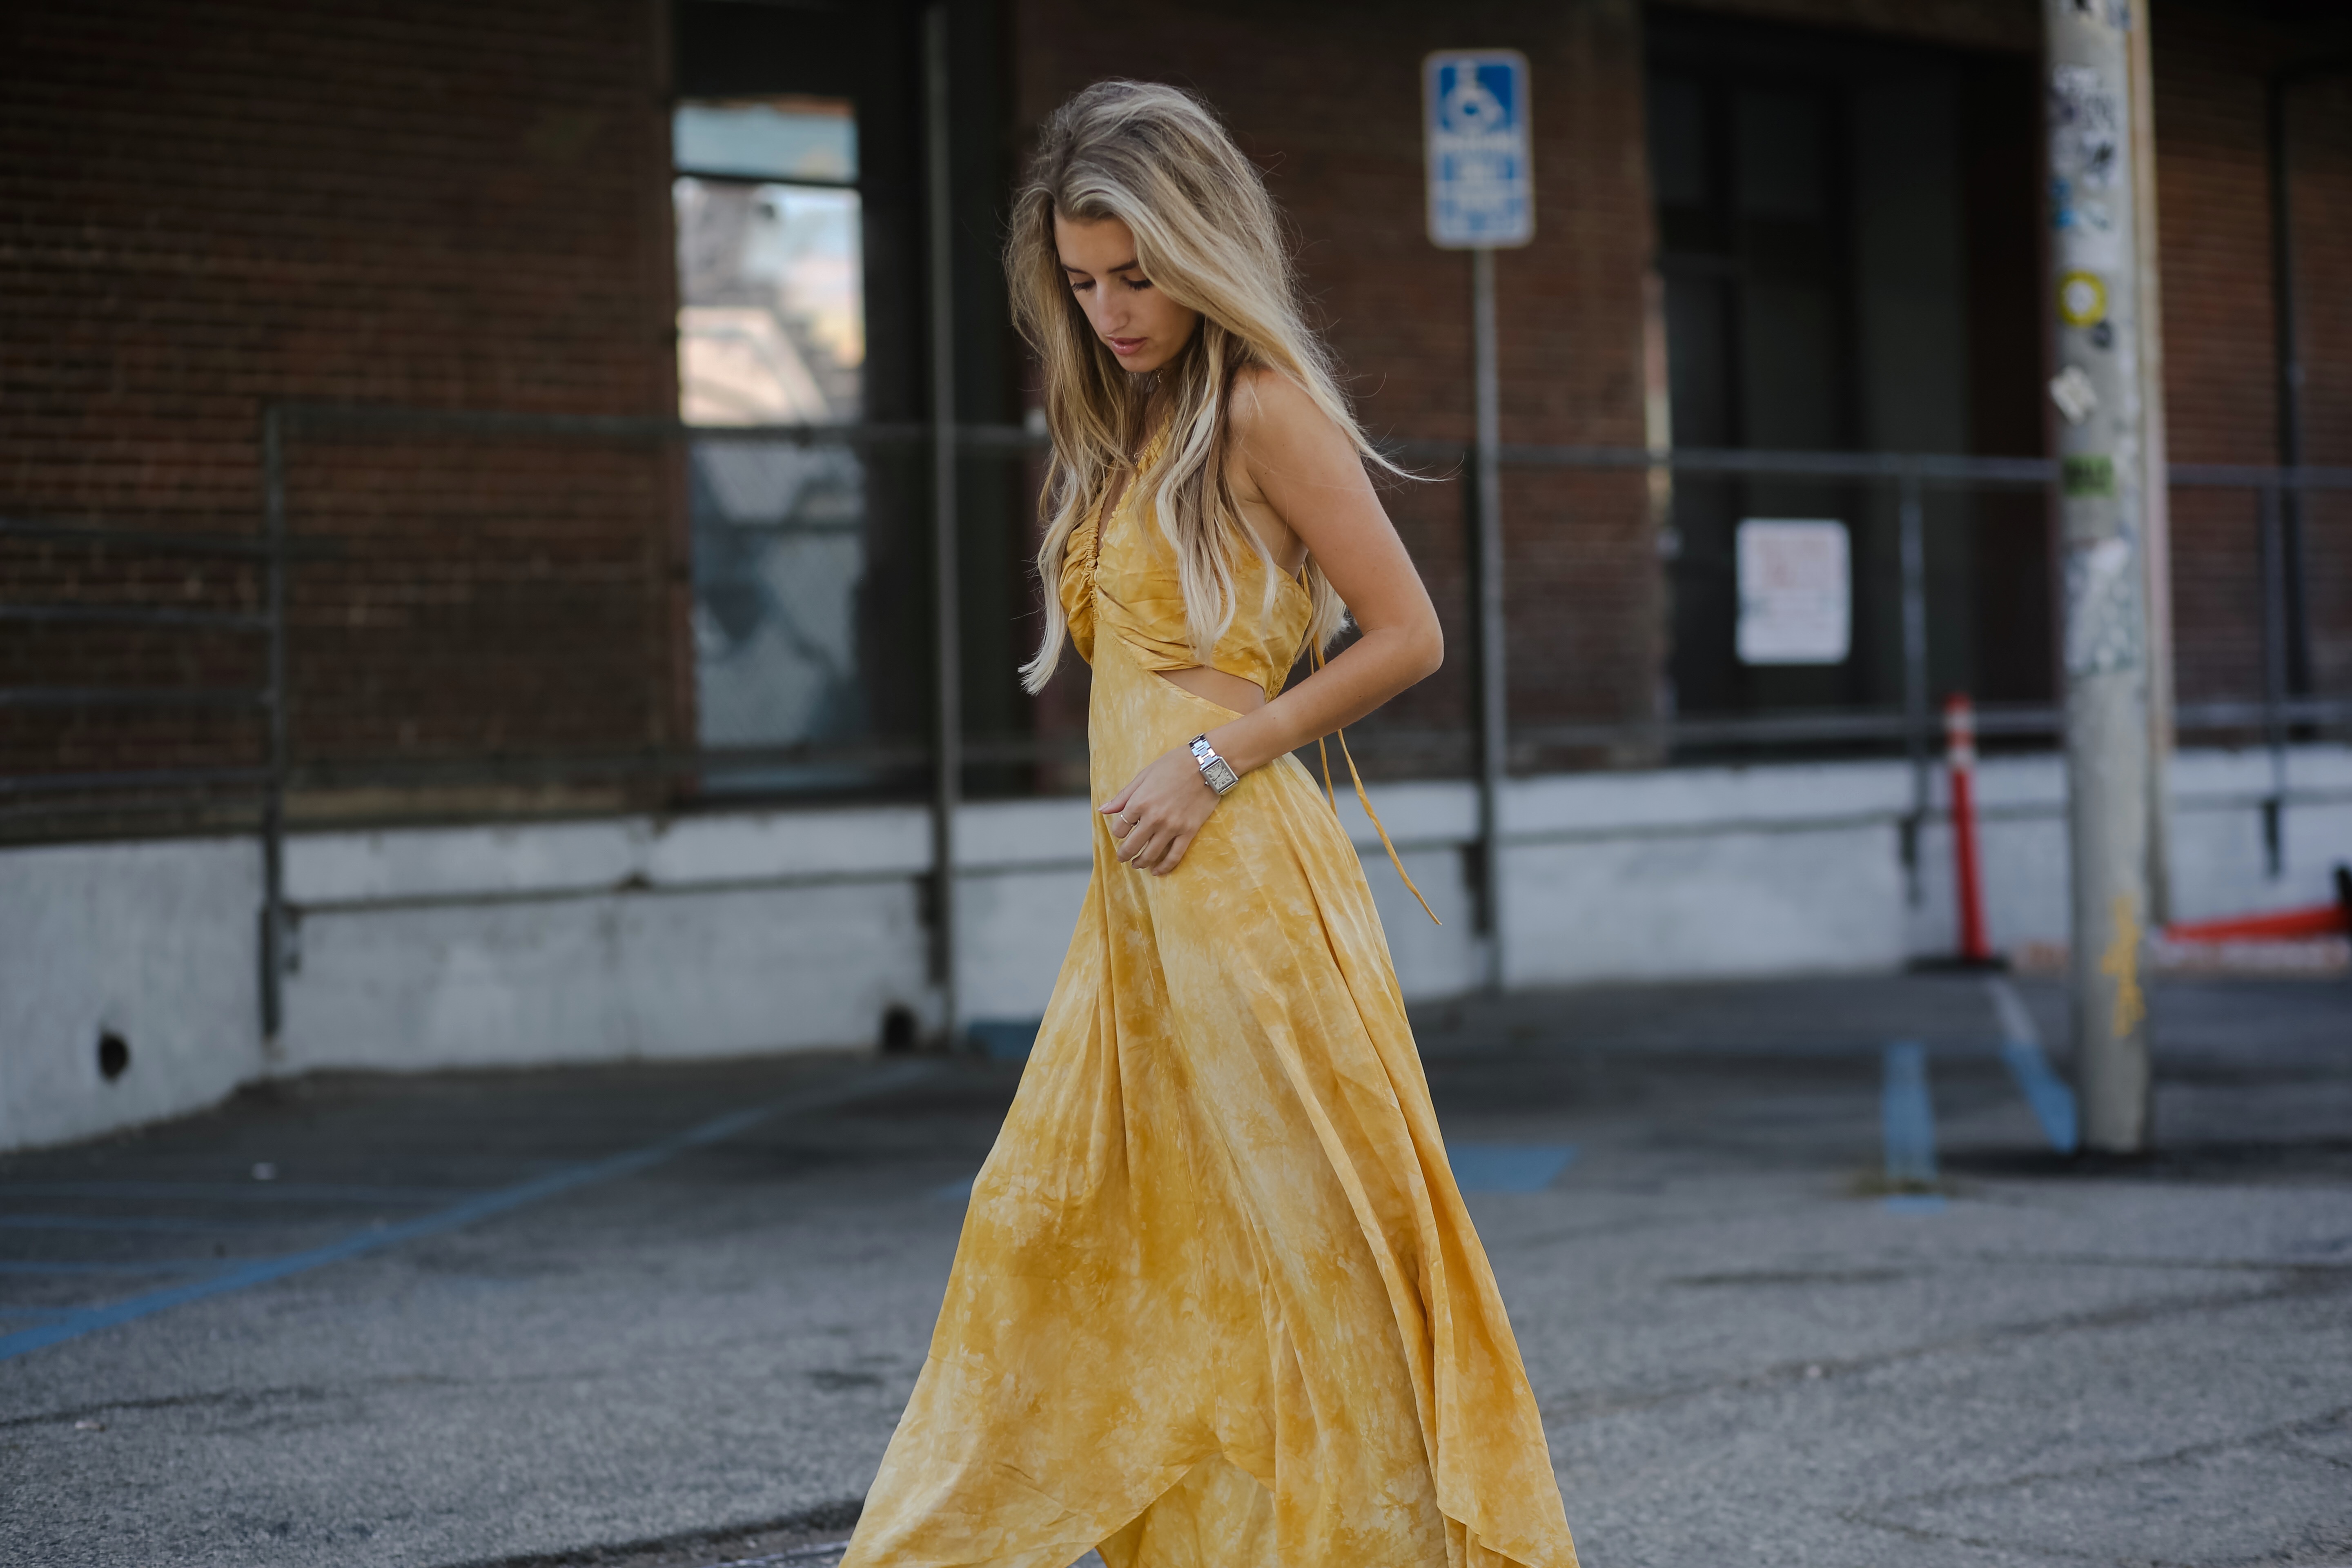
left=259, top=405, right=289, bottom=1058
left=1898, top=469, right=1930, bottom=904
left=2127, top=8, right=2177, bottom=924
left=923, top=2, right=962, bottom=1046
left=2046, top=0, right=2154, bottom=1155
left=1470, top=246, right=1507, bottom=992
left=2258, top=481, right=2289, bottom=876
left=2265, top=71, right=2312, bottom=699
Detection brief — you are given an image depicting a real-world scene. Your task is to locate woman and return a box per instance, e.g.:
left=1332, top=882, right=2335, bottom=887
left=842, top=80, right=1579, bottom=1568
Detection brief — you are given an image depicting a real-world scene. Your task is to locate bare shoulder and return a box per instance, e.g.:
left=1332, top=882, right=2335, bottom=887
left=1227, top=364, right=1348, bottom=463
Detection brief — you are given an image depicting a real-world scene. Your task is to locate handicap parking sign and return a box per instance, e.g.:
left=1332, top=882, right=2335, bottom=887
left=1424, top=51, right=1533, bottom=248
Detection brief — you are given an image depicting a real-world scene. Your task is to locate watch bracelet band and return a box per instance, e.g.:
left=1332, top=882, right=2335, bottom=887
left=1189, top=733, right=1240, bottom=796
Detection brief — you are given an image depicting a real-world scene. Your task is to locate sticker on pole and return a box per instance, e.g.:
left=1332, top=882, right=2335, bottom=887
left=1737, top=520, right=1851, bottom=665
left=1424, top=51, right=1533, bottom=249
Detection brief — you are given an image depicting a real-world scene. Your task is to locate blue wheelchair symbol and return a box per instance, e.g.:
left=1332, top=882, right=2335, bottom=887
left=1437, top=62, right=1517, bottom=136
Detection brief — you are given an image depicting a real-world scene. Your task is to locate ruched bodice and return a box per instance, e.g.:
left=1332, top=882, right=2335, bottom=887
left=1059, top=439, right=1313, bottom=703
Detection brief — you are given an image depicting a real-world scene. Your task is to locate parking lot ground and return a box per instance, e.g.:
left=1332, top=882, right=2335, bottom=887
left=2, top=972, right=2348, bottom=1568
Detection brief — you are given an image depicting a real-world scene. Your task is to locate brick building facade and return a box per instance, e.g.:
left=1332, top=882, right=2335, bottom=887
left=4, top=1, right=685, bottom=823
left=4, top=0, right=2345, bottom=836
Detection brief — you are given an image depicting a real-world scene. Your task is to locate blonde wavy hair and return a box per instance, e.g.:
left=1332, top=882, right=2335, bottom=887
left=1010, top=79, right=1399, bottom=693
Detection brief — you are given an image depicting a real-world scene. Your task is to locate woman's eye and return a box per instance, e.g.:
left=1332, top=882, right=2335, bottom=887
left=1126, top=276, right=1154, bottom=291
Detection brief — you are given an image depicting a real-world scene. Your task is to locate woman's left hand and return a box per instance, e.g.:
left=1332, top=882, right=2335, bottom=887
left=1101, top=744, right=1222, bottom=875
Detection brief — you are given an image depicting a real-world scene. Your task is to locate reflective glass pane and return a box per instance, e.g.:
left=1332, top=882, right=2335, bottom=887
left=675, top=177, right=863, bottom=424
left=1733, top=89, right=1826, bottom=219
left=673, top=98, right=857, bottom=183
left=1647, top=76, right=1709, bottom=209
left=688, top=440, right=866, bottom=761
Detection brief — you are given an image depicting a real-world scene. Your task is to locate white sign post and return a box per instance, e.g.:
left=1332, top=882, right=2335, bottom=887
left=1425, top=51, right=1531, bottom=990
left=1736, top=519, right=1852, bottom=665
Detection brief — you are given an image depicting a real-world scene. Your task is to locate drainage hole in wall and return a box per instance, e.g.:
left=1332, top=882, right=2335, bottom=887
left=880, top=1005, right=919, bottom=1055
left=97, top=1030, right=131, bottom=1082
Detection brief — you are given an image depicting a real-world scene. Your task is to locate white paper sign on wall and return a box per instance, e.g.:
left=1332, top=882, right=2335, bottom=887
left=1424, top=51, right=1534, bottom=249
left=1736, top=519, right=1851, bottom=665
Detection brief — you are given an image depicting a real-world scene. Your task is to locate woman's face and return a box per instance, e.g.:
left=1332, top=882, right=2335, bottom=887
left=1054, top=211, right=1200, bottom=375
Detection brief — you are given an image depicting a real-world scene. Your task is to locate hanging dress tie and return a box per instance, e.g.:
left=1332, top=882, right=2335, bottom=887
left=1301, top=583, right=1441, bottom=927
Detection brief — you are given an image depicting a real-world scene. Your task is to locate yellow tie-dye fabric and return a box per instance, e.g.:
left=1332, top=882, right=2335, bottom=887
left=841, top=445, right=1579, bottom=1568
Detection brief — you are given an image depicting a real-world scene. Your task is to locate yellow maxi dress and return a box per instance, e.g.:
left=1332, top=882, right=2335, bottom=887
left=842, top=449, right=1579, bottom=1568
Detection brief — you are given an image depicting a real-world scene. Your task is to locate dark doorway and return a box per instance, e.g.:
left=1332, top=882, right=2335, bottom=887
left=1646, top=10, right=2049, bottom=742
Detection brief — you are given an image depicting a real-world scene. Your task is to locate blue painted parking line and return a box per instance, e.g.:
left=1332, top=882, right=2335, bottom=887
left=966, top=1019, right=1042, bottom=1062
left=0, top=1060, right=933, bottom=1365
left=0, top=1259, right=221, bottom=1277
left=1450, top=1143, right=1578, bottom=1194
left=1881, top=1041, right=1943, bottom=1211
left=1987, top=977, right=2080, bottom=1154
left=1882, top=1193, right=1949, bottom=1214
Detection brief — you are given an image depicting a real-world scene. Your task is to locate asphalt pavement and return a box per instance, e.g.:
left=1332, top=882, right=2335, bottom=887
left=2, top=972, right=2347, bottom=1568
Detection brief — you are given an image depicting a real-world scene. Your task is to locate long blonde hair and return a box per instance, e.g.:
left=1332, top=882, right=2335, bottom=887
left=1009, top=80, right=1398, bottom=693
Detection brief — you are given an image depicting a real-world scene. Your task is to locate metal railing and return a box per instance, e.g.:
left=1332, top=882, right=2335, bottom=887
left=5, top=402, right=2349, bottom=1042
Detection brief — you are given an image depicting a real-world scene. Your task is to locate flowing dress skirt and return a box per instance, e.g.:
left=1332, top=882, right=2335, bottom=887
left=840, top=627, right=1578, bottom=1568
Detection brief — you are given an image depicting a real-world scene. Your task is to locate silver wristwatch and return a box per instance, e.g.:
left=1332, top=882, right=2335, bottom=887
left=1188, top=734, right=1239, bottom=797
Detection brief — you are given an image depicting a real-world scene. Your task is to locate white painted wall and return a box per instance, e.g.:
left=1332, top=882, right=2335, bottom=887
left=278, top=806, right=937, bottom=1074
left=0, top=837, right=265, bottom=1152
left=1906, top=743, right=2352, bottom=953
left=6, top=744, right=2346, bottom=1152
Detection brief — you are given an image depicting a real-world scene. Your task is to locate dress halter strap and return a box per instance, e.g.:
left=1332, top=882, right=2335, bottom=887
left=1299, top=574, right=1441, bottom=928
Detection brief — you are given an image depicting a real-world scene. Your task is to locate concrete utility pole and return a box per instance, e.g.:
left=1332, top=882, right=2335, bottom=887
left=2125, top=9, right=2177, bottom=926
left=2045, top=0, right=2154, bottom=1153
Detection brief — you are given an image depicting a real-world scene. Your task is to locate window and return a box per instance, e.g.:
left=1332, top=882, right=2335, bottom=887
left=674, top=96, right=871, bottom=784
left=675, top=98, right=862, bottom=424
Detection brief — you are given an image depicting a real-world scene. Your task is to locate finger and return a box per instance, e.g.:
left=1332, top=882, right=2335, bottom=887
left=1150, top=831, right=1194, bottom=875
left=1127, top=825, right=1170, bottom=869
left=1101, top=782, right=1136, bottom=816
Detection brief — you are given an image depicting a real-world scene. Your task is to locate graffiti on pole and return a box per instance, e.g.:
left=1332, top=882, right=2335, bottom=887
left=2063, top=534, right=2142, bottom=677
left=2049, top=64, right=2124, bottom=275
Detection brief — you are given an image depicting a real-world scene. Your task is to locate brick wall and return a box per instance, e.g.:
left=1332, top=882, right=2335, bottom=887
left=1, top=0, right=683, bottom=826
left=2149, top=2, right=2352, bottom=705
left=2277, top=63, right=2351, bottom=696
left=2150, top=7, right=2278, bottom=707
left=1010, top=0, right=1659, bottom=775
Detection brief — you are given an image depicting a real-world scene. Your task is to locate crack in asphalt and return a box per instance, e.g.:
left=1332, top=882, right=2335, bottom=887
left=1832, top=1403, right=2352, bottom=1566
left=1540, top=1267, right=2350, bottom=1425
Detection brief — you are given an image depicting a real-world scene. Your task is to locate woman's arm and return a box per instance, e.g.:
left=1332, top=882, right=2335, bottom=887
left=1205, top=369, right=1443, bottom=772
left=1102, top=370, right=1442, bottom=875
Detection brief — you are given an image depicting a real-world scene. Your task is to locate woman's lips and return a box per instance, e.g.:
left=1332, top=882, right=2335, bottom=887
left=1109, top=336, right=1145, bottom=356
